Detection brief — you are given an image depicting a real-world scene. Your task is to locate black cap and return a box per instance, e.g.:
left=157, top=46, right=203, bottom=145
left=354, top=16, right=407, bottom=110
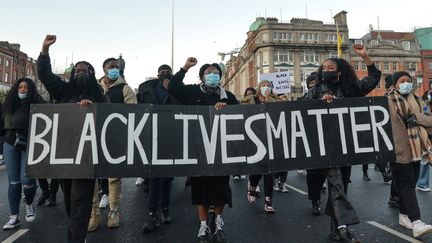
left=199, top=63, right=222, bottom=80
left=158, top=64, right=172, bottom=73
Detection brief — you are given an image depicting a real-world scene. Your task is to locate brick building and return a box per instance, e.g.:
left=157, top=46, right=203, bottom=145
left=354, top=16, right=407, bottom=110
left=222, top=11, right=350, bottom=99
left=415, top=27, right=432, bottom=95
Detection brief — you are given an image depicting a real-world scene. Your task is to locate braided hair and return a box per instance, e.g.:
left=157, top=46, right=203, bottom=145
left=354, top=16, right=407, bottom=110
left=69, top=61, right=105, bottom=102
left=316, top=58, right=359, bottom=97
left=3, top=78, right=40, bottom=114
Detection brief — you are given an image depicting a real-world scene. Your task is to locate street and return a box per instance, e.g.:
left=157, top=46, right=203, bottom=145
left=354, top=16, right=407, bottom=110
left=0, top=164, right=431, bottom=243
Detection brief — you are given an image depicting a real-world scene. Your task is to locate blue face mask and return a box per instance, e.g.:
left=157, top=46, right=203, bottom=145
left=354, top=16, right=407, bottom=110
left=18, top=93, right=28, bottom=100
left=398, top=82, right=413, bottom=95
left=204, top=73, right=220, bottom=87
left=107, top=68, right=120, bottom=81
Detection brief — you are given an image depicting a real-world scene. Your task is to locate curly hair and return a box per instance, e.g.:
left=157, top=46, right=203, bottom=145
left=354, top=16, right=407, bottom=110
left=3, top=77, right=40, bottom=114
left=316, top=58, right=359, bottom=97
left=68, top=61, right=106, bottom=102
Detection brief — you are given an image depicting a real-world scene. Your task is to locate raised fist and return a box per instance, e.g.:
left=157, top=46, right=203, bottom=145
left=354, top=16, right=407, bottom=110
left=183, top=57, right=198, bottom=71
left=43, top=35, right=57, bottom=48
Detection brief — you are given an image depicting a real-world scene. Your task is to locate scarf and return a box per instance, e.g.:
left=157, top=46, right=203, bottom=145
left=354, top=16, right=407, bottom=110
left=390, top=91, right=432, bottom=162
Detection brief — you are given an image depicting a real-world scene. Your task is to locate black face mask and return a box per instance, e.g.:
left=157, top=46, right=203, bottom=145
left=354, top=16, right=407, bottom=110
left=158, top=74, right=173, bottom=81
left=75, top=73, right=90, bottom=87
left=322, top=71, right=339, bottom=84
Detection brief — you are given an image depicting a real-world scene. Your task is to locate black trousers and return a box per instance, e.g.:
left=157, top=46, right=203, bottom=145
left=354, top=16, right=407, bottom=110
left=61, top=179, right=95, bottom=243
left=392, top=161, right=421, bottom=222
left=38, top=178, right=59, bottom=195
left=306, top=169, right=326, bottom=201
left=98, top=178, right=109, bottom=195
left=250, top=174, right=273, bottom=198
left=148, top=177, right=173, bottom=213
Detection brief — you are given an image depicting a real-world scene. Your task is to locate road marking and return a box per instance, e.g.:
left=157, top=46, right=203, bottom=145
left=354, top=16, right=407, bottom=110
left=285, top=184, right=308, bottom=195
left=367, top=221, right=423, bottom=243
left=2, top=229, right=29, bottom=243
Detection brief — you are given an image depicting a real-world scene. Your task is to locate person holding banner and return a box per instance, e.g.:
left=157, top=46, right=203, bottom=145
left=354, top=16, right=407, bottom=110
left=387, top=71, right=432, bottom=238
left=1, top=78, right=44, bottom=230
left=305, top=44, right=381, bottom=242
left=168, top=58, right=238, bottom=243
left=37, top=35, right=108, bottom=243
left=241, top=80, right=283, bottom=213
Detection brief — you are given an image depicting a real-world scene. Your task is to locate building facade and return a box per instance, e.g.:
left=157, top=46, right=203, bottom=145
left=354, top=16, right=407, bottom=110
left=415, top=27, right=432, bottom=93
left=222, top=11, right=350, bottom=99
left=350, top=30, right=423, bottom=96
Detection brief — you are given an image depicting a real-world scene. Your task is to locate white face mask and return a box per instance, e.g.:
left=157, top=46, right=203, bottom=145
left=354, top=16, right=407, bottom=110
left=398, top=82, right=413, bottom=95
left=260, top=86, right=272, bottom=96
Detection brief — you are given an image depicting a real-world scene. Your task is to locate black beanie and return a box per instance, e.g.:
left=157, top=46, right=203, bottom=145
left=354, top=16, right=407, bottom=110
left=158, top=64, right=172, bottom=73
left=392, top=71, right=412, bottom=86
left=199, top=63, right=222, bottom=80
left=384, top=75, right=393, bottom=89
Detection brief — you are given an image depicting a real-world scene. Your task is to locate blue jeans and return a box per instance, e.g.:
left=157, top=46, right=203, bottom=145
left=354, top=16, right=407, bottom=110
left=4, top=142, right=37, bottom=215
left=416, top=160, right=430, bottom=189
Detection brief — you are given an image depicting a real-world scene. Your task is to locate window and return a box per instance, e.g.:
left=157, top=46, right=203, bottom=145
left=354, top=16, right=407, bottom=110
left=402, top=41, right=411, bottom=50
left=353, top=61, right=359, bottom=70
left=326, top=34, right=337, bottom=42
left=5, top=60, right=9, bottom=67
left=5, top=73, right=8, bottom=83
left=428, top=62, right=432, bottom=71
left=328, top=52, right=338, bottom=58
left=388, top=40, right=395, bottom=45
left=0, top=57, right=2, bottom=65
left=404, top=62, right=410, bottom=70
left=302, top=51, right=317, bottom=63
left=273, top=51, right=293, bottom=63
left=361, top=62, right=366, bottom=70
left=300, top=33, right=316, bottom=41
left=354, top=40, right=363, bottom=45
left=273, top=32, right=293, bottom=41
left=393, top=62, right=398, bottom=71
left=384, top=62, right=389, bottom=71
left=371, top=40, right=379, bottom=45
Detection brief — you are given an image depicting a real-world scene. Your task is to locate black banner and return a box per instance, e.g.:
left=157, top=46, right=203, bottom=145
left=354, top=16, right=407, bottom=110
left=26, top=97, right=395, bottom=178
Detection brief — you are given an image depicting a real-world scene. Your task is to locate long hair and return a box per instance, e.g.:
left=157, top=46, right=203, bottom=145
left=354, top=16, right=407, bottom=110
left=69, top=61, right=105, bottom=102
left=3, top=77, right=39, bottom=114
left=316, top=58, right=359, bottom=97
left=243, top=87, right=257, bottom=97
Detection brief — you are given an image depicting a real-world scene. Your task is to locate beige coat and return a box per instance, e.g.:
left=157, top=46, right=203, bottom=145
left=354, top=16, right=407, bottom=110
left=98, top=76, right=137, bottom=104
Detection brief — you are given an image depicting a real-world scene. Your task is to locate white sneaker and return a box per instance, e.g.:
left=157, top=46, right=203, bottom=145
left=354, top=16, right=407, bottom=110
left=281, top=183, right=289, bottom=193
left=399, top=214, right=412, bottom=229
left=416, top=186, right=431, bottom=192
left=135, top=178, right=144, bottom=186
left=25, top=204, right=36, bottom=222
left=3, top=215, right=20, bottom=230
left=412, top=220, right=432, bottom=238
left=256, top=185, right=261, bottom=193
left=99, top=194, right=109, bottom=208
left=240, top=175, right=246, bottom=180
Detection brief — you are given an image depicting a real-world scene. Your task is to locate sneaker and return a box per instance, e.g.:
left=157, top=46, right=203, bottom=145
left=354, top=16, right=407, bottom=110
left=197, top=224, right=211, bottom=243
left=382, top=171, right=392, bottom=183
left=388, top=197, right=399, bottom=208
left=399, top=214, right=412, bottom=229
left=240, top=175, right=246, bottom=179
left=273, top=180, right=281, bottom=191
left=107, top=209, right=119, bottom=228
left=311, top=200, right=321, bottom=216
left=280, top=183, right=289, bottom=193
left=247, top=187, right=258, bottom=204
left=36, top=192, right=49, bottom=206
left=264, top=199, right=275, bottom=214
left=233, top=175, right=240, bottom=180
left=339, top=227, right=360, bottom=243
left=297, top=170, right=306, bottom=175
left=99, top=194, right=109, bottom=208
left=412, top=220, right=432, bottom=238
left=160, top=208, right=171, bottom=224
left=3, top=215, right=20, bottom=230
left=416, top=186, right=431, bottom=192
left=87, top=211, right=100, bottom=232
left=135, top=177, right=144, bottom=186
left=363, top=173, right=371, bottom=181
left=213, top=217, right=226, bottom=243
left=142, top=212, right=160, bottom=233
left=25, top=204, right=36, bottom=222
left=321, top=182, right=327, bottom=192
left=255, top=185, right=261, bottom=193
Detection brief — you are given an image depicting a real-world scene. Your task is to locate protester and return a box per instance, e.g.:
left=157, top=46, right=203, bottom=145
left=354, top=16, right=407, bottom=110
left=387, top=71, right=432, bottom=238
left=137, top=64, right=180, bottom=233
left=305, top=44, right=381, bottom=242
left=37, top=35, right=108, bottom=243
left=168, top=58, right=238, bottom=243
left=1, top=78, right=43, bottom=230
left=87, top=57, right=137, bottom=232
left=242, top=81, right=282, bottom=213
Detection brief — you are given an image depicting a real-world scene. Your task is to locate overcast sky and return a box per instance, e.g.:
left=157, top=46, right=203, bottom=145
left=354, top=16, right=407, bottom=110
left=2, top=0, right=431, bottom=88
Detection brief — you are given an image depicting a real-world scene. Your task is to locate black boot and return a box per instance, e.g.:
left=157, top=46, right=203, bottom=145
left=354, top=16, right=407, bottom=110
left=142, top=212, right=160, bottom=233
left=329, top=218, right=340, bottom=241
left=161, top=208, right=171, bottom=224
left=37, top=191, right=49, bottom=206
left=311, top=200, right=321, bottom=216
left=339, top=227, right=360, bottom=243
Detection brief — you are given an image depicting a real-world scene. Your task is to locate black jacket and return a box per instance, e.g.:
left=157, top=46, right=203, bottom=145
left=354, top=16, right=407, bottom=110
left=37, top=54, right=108, bottom=104
left=168, top=68, right=238, bottom=106
left=137, top=78, right=182, bottom=105
left=306, top=63, right=381, bottom=100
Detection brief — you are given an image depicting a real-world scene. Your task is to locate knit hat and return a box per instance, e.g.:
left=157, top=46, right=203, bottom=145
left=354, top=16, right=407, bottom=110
left=199, top=63, right=222, bottom=80
left=392, top=71, right=412, bottom=86
left=158, top=64, right=172, bottom=73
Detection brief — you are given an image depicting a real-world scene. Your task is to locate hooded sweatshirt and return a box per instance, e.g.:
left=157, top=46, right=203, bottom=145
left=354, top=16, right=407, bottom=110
left=98, top=76, right=137, bottom=104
